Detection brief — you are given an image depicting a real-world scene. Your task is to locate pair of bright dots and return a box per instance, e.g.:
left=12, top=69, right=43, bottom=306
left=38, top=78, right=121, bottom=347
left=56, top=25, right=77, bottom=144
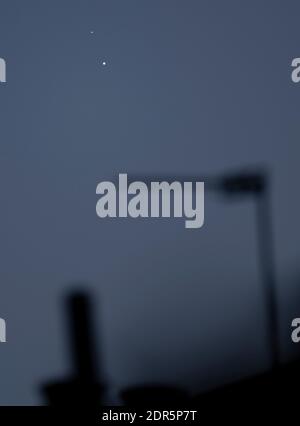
left=90, top=31, right=107, bottom=66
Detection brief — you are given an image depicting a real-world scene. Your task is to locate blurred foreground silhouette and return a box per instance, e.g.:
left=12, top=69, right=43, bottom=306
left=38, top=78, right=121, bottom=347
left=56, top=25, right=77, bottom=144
left=42, top=288, right=300, bottom=407
left=43, top=292, right=105, bottom=406
left=42, top=169, right=300, bottom=407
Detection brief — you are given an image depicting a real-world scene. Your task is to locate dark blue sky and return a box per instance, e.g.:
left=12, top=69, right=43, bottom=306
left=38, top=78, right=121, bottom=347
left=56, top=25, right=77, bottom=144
left=0, top=0, right=299, bottom=404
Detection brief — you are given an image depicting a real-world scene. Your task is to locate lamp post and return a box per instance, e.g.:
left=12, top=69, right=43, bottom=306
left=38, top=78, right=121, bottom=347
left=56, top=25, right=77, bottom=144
left=218, top=170, right=280, bottom=370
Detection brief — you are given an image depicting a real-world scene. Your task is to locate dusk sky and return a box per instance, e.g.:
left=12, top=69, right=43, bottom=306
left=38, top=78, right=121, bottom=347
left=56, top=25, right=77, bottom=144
left=0, top=0, right=300, bottom=404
